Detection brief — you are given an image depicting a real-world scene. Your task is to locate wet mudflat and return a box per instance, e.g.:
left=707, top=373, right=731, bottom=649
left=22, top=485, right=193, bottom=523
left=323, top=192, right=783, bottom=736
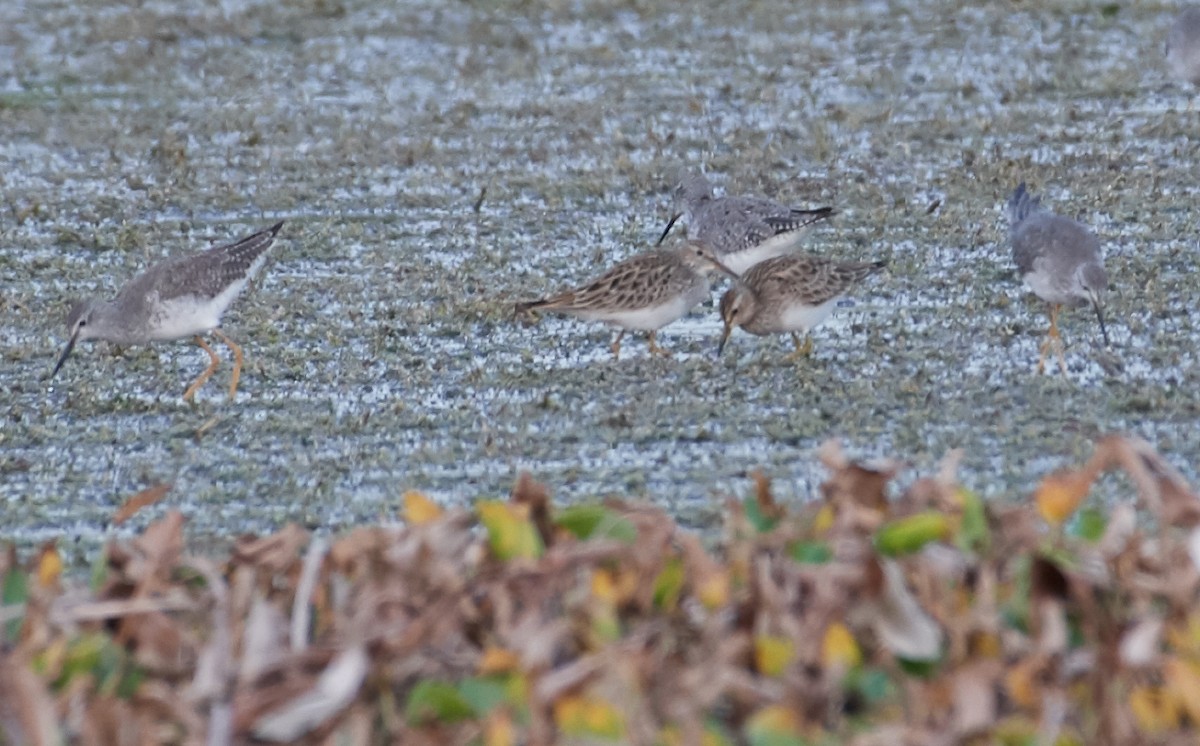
left=2, top=0, right=1198, bottom=561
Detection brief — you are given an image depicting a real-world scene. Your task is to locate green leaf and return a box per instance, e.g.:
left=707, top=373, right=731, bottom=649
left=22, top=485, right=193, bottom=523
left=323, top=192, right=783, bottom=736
left=89, top=550, right=108, bottom=592
left=1, top=568, right=28, bottom=642
left=896, top=656, right=940, bottom=679
left=653, top=557, right=685, bottom=610
left=458, top=676, right=508, bottom=716
left=874, top=512, right=949, bottom=557
left=743, top=496, right=779, bottom=533
left=405, top=680, right=475, bottom=724
left=744, top=705, right=811, bottom=746
left=1071, top=507, right=1106, bottom=543
left=115, top=666, right=145, bottom=699
left=789, top=540, right=832, bottom=565
left=55, top=633, right=107, bottom=689
left=844, top=666, right=893, bottom=705
left=955, top=488, right=989, bottom=554
left=554, top=505, right=636, bottom=543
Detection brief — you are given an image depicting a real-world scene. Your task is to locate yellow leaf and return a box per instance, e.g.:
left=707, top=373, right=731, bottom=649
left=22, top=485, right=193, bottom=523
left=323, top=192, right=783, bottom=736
left=591, top=569, right=619, bottom=604
left=484, top=709, right=515, bottom=746
left=1165, top=613, right=1200, bottom=657
left=32, top=639, right=68, bottom=678
left=653, top=557, right=685, bottom=610
left=554, top=694, right=626, bottom=739
left=1034, top=471, right=1090, bottom=527
left=992, top=716, right=1038, bottom=741
left=813, top=504, right=835, bottom=534
left=590, top=602, right=621, bottom=644
left=36, top=544, right=62, bottom=588
left=1004, top=657, right=1042, bottom=710
left=1129, top=684, right=1179, bottom=732
left=754, top=635, right=795, bottom=677
left=478, top=647, right=520, bottom=675
left=587, top=569, right=623, bottom=643
left=970, top=630, right=1002, bottom=659
left=1164, top=657, right=1200, bottom=724
left=696, top=570, right=729, bottom=610
left=744, top=705, right=803, bottom=740
left=821, top=622, right=862, bottom=670
left=660, top=724, right=730, bottom=746
left=404, top=491, right=443, bottom=525
left=658, top=725, right=683, bottom=746
left=477, top=501, right=544, bottom=560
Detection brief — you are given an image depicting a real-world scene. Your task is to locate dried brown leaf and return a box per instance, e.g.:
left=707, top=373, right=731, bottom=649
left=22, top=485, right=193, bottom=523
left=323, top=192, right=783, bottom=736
left=250, top=645, right=368, bottom=742
left=124, top=509, right=185, bottom=591
left=233, top=523, right=309, bottom=573
left=511, top=471, right=554, bottom=547
left=818, top=439, right=899, bottom=516
left=112, top=482, right=172, bottom=526
left=952, top=660, right=1000, bottom=736
left=0, top=652, right=60, bottom=746
left=750, top=469, right=784, bottom=522
left=1119, top=616, right=1163, bottom=668
left=862, top=559, right=943, bottom=661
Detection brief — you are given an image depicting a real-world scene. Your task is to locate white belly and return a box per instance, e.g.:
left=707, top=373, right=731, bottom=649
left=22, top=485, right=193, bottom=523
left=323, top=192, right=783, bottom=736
left=147, top=295, right=224, bottom=340
left=720, top=232, right=803, bottom=275
left=1024, top=272, right=1078, bottom=306
left=582, top=293, right=698, bottom=331
left=144, top=274, right=253, bottom=341
left=760, top=298, right=838, bottom=334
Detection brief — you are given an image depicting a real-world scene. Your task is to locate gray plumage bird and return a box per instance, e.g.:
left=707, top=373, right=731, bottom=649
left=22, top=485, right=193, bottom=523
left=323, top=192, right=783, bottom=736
left=1007, top=183, right=1108, bottom=376
left=658, top=172, right=835, bottom=276
left=52, top=221, right=284, bottom=401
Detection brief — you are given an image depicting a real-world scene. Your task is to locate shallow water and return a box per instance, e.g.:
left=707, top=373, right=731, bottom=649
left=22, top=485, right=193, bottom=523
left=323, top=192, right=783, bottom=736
left=3, top=0, right=1199, bottom=563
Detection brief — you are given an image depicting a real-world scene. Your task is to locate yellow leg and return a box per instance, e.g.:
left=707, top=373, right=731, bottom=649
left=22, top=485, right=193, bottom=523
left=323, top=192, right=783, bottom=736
left=183, top=336, right=220, bottom=402
left=1037, top=305, right=1067, bottom=376
left=785, top=332, right=814, bottom=362
left=610, top=330, right=625, bottom=360
left=647, top=330, right=671, bottom=357
left=212, top=328, right=244, bottom=401
left=1052, top=317, right=1068, bottom=378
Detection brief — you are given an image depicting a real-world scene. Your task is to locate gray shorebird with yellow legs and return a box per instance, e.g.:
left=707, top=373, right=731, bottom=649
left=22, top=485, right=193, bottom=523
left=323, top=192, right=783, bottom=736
left=1007, top=183, right=1108, bottom=376
left=52, top=221, right=284, bottom=402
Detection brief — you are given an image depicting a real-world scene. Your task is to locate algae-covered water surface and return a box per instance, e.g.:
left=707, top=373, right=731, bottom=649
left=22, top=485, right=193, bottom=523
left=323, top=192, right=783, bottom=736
left=2, top=0, right=1198, bottom=559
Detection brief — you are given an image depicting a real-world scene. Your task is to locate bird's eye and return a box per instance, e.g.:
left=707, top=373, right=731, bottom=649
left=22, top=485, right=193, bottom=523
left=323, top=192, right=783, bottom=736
left=78, top=319, right=87, bottom=327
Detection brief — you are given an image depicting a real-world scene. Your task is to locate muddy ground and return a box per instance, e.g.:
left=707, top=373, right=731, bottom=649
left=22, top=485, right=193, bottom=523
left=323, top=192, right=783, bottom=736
left=2, top=0, right=1197, bottom=561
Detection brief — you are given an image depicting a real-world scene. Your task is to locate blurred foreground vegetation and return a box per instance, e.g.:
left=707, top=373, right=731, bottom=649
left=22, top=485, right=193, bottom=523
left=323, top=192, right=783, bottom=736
left=3, top=436, right=1200, bottom=745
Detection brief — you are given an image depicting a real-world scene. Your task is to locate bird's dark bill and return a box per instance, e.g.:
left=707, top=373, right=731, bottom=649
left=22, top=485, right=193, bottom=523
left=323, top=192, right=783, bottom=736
left=656, top=212, right=682, bottom=246
left=717, top=324, right=732, bottom=357
left=51, top=333, right=78, bottom=378
left=1093, top=301, right=1110, bottom=347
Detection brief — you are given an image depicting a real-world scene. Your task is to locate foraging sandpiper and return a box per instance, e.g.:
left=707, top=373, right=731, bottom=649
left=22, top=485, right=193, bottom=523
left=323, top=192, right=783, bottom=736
left=52, top=221, right=284, bottom=401
left=718, top=253, right=885, bottom=358
left=659, top=171, right=835, bottom=276
left=516, top=241, right=735, bottom=359
left=1007, top=182, right=1108, bottom=376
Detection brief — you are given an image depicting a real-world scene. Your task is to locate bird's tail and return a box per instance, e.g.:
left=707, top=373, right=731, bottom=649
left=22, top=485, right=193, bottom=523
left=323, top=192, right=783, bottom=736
left=1007, top=182, right=1041, bottom=229
left=514, top=296, right=560, bottom=317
